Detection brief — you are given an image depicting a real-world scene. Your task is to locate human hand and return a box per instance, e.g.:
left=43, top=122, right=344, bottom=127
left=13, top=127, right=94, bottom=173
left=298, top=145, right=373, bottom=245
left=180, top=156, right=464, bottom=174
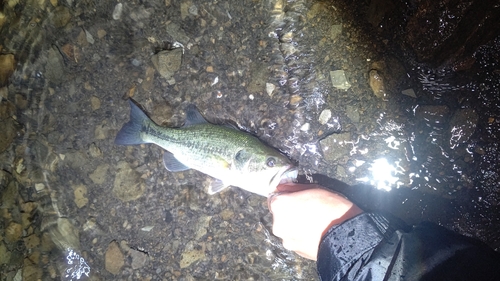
left=268, top=183, right=363, bottom=260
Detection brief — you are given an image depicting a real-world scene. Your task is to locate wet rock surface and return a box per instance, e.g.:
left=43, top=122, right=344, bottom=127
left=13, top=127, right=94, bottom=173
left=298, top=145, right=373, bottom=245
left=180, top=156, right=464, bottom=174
left=0, top=0, right=499, bottom=280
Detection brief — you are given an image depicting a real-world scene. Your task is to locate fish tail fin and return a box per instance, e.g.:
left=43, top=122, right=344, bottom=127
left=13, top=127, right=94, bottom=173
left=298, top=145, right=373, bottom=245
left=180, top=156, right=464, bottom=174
left=115, top=99, right=151, bottom=145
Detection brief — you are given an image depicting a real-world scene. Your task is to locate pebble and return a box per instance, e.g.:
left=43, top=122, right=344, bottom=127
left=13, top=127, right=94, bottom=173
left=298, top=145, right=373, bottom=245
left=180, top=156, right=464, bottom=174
left=73, top=185, right=88, bottom=208
left=0, top=242, right=11, bottom=265
left=346, top=105, right=360, bottom=123
left=318, top=109, right=331, bottom=125
left=266, top=83, right=276, bottom=96
left=97, top=28, right=107, bottom=39
left=401, top=88, right=417, bottom=98
left=112, top=3, right=123, bottom=20
left=50, top=6, right=71, bottom=28
left=130, top=248, right=148, bottom=269
left=369, top=69, right=387, bottom=99
left=90, top=96, right=101, bottom=111
left=88, top=142, right=102, bottom=157
left=84, top=29, right=94, bottom=44
left=105, top=241, right=124, bottom=275
left=330, top=70, right=351, bottom=90
left=180, top=248, right=205, bottom=268
left=151, top=48, right=183, bottom=83
left=113, top=161, right=145, bottom=201
left=0, top=54, right=15, bottom=86
left=5, top=222, right=22, bottom=243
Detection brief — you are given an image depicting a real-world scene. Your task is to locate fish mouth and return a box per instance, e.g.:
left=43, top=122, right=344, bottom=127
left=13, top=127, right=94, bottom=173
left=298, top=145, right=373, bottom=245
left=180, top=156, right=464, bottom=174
left=270, top=165, right=298, bottom=190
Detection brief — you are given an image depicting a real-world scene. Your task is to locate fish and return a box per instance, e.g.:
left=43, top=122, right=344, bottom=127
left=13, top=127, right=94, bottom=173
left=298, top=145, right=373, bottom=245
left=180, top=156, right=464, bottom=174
left=115, top=100, right=297, bottom=197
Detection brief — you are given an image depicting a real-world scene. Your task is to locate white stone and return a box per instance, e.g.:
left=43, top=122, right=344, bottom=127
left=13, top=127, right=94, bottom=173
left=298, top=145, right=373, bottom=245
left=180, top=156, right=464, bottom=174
left=318, top=109, right=332, bottom=125
left=112, top=3, right=123, bottom=20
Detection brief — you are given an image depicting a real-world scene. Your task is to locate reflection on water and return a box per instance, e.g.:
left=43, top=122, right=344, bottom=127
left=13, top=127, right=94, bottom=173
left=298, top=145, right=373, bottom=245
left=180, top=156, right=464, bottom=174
left=63, top=249, right=90, bottom=281
left=0, top=0, right=499, bottom=280
left=357, top=158, right=405, bottom=191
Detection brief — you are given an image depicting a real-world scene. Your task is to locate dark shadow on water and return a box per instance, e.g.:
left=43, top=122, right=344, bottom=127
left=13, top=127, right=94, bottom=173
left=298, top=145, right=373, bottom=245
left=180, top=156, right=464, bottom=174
left=298, top=174, right=457, bottom=226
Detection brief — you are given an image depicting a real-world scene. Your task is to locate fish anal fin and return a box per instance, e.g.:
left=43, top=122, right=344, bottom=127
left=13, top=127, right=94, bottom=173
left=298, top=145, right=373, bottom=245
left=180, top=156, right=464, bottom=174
left=163, top=151, right=190, bottom=172
left=208, top=179, right=229, bottom=195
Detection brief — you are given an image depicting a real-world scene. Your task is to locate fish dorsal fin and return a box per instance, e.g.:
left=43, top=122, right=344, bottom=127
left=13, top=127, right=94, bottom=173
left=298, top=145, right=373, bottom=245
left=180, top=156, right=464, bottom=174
left=208, top=179, right=229, bottom=194
left=163, top=151, right=190, bottom=172
left=184, top=104, right=208, bottom=126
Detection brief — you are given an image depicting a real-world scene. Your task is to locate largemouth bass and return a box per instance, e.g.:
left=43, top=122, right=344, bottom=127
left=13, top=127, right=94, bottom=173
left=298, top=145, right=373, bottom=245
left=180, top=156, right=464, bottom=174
left=115, top=100, right=297, bottom=197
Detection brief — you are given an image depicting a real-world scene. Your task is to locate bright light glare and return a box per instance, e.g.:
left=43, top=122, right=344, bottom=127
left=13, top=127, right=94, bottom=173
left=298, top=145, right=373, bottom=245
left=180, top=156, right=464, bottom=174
left=366, top=158, right=402, bottom=191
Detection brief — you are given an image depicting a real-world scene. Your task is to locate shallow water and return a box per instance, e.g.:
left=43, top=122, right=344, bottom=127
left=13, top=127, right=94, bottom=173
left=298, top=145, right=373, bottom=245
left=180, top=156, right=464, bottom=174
left=1, top=0, right=499, bottom=280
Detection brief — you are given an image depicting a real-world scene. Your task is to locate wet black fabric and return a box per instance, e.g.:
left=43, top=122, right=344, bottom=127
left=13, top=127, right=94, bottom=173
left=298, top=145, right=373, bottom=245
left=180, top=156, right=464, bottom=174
left=317, top=213, right=500, bottom=281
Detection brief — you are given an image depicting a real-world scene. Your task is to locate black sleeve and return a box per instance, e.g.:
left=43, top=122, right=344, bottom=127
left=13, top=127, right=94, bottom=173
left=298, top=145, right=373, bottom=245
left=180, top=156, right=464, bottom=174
left=317, top=212, right=500, bottom=281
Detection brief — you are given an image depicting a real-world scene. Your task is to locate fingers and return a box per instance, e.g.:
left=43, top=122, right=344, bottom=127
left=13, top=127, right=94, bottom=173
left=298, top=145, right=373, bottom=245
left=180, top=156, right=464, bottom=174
left=276, top=183, right=317, bottom=193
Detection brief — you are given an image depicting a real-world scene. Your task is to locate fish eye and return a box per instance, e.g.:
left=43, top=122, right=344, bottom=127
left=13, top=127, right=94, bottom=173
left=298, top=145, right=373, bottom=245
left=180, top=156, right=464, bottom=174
left=266, top=157, right=276, bottom=167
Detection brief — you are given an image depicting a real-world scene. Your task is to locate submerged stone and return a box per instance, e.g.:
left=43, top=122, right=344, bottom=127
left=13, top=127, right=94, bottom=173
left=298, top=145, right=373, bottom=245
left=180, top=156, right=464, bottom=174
left=330, top=70, right=351, bottom=90
left=151, top=48, right=183, bottom=83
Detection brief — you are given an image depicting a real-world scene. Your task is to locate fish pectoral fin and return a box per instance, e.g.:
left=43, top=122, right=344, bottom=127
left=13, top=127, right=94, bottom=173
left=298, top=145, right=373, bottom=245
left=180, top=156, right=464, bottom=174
left=163, top=152, right=190, bottom=172
left=208, top=179, right=229, bottom=195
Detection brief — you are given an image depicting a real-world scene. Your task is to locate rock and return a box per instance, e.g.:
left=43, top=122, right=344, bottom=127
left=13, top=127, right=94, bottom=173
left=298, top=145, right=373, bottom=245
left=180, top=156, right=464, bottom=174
left=14, top=93, right=28, bottom=109
left=219, top=209, right=234, bottom=221
left=151, top=48, right=183, bottom=83
left=23, top=234, right=40, bottom=249
left=97, top=28, right=107, bottom=39
left=402, top=88, right=417, bottom=98
left=73, top=185, right=88, bottom=208
left=0, top=54, right=15, bottom=86
left=129, top=248, right=148, bottom=269
left=90, top=96, right=101, bottom=111
left=44, top=47, right=66, bottom=84
left=88, top=142, right=102, bottom=157
left=89, top=164, right=108, bottom=185
left=330, top=70, right=351, bottom=90
left=50, top=6, right=71, bottom=28
left=112, top=3, right=123, bottom=20
left=318, top=109, right=331, bottom=125
left=369, top=69, right=387, bottom=99
left=195, top=215, right=212, bottom=240
left=449, top=108, right=478, bottom=149
left=180, top=1, right=192, bottom=19
left=35, top=183, right=45, bottom=192
left=113, top=161, right=145, bottom=201
left=84, top=29, right=94, bottom=44
left=265, top=83, right=276, bottom=96
left=346, top=105, right=360, bottom=123
left=289, top=95, right=303, bottom=107
left=1, top=173, right=18, bottom=208
left=105, top=241, right=124, bottom=275
left=180, top=248, right=205, bottom=268
left=0, top=114, right=17, bottom=151
left=5, top=222, right=23, bottom=243
left=165, top=22, right=191, bottom=45
left=0, top=242, right=11, bottom=265
left=94, top=120, right=109, bottom=140
left=329, top=25, right=342, bottom=40
left=22, top=260, right=42, bottom=281
left=319, top=132, right=352, bottom=162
